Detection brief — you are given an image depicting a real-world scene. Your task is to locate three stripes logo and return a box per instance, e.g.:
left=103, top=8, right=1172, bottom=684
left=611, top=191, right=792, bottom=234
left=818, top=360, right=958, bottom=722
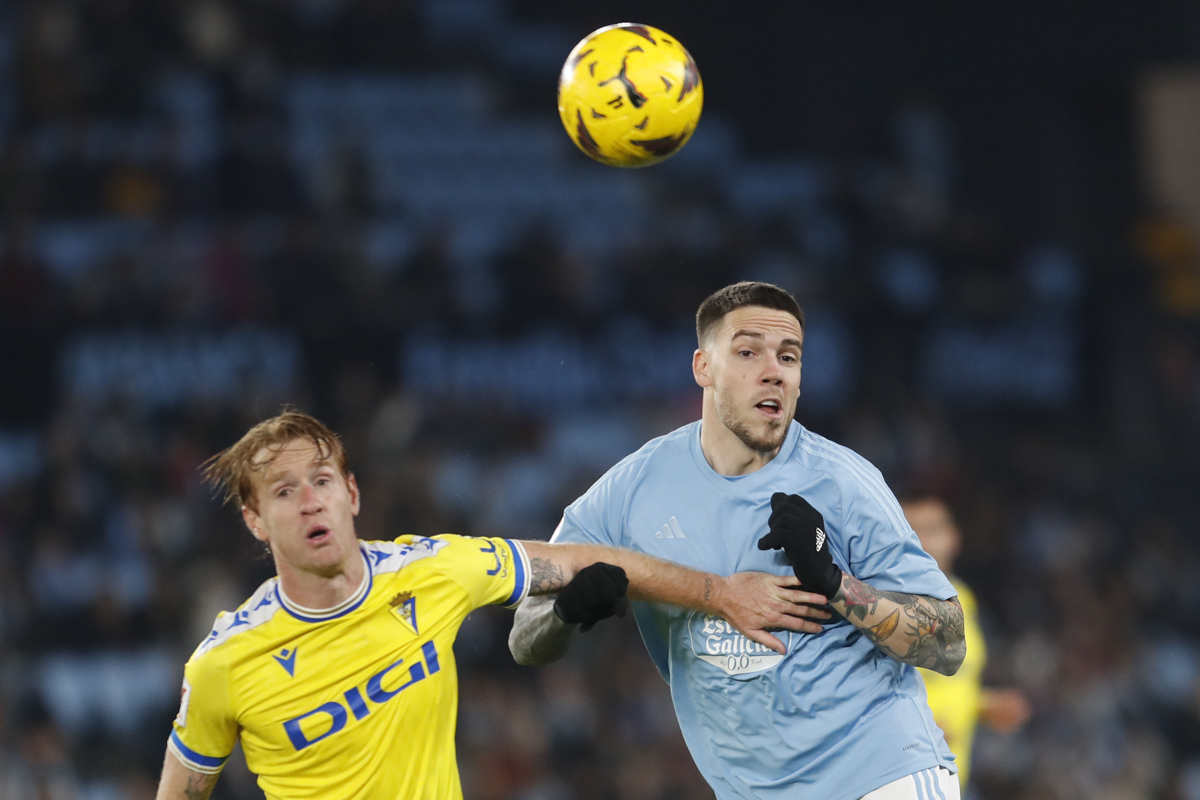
left=814, top=528, right=826, bottom=553
left=654, top=517, right=687, bottom=539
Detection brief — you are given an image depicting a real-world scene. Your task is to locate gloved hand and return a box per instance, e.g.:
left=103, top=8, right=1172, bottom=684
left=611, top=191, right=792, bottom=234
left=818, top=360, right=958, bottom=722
left=757, top=493, right=843, bottom=599
left=553, top=562, right=630, bottom=632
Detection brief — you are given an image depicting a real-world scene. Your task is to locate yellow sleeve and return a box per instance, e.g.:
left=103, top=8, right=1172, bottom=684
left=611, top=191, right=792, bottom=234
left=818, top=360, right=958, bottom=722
left=424, top=534, right=532, bottom=610
left=167, top=637, right=239, bottom=774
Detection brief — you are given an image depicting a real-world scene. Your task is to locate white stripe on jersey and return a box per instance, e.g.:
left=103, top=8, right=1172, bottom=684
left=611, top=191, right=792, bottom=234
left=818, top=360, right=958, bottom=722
left=859, top=767, right=959, bottom=800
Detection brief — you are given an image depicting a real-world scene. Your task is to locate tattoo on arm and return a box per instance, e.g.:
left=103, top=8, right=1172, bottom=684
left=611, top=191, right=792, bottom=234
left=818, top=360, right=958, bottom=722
left=183, top=774, right=218, bottom=800
left=834, top=574, right=965, bottom=675
left=529, top=557, right=567, bottom=595
left=839, top=576, right=882, bottom=620
left=704, top=577, right=712, bottom=602
left=867, top=609, right=899, bottom=641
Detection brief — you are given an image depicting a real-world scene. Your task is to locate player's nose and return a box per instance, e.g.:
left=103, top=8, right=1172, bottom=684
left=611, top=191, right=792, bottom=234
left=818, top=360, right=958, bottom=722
left=761, top=362, right=784, bottom=384
left=298, top=483, right=323, bottom=512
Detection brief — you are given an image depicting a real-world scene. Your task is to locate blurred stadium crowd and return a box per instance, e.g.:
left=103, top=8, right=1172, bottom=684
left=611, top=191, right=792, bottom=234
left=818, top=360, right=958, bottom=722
left=0, top=1, right=1199, bottom=799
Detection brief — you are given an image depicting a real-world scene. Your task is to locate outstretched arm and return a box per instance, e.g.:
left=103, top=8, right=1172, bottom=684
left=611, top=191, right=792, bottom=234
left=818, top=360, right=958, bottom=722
left=155, top=750, right=220, bottom=800
left=831, top=574, right=965, bottom=675
left=512, top=540, right=830, bottom=663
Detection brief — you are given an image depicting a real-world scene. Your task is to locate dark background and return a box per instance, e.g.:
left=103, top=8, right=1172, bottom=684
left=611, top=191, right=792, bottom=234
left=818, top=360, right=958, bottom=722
left=1, top=1, right=1199, bottom=798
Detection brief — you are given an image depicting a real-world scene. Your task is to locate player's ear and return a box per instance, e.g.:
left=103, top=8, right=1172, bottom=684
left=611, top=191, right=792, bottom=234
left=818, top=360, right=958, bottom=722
left=242, top=504, right=268, bottom=542
left=693, top=348, right=713, bottom=388
left=346, top=473, right=361, bottom=516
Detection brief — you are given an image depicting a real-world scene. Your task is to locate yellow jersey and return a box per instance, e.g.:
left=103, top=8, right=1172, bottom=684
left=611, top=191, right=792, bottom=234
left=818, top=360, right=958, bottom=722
left=920, top=578, right=985, bottom=787
left=168, top=534, right=531, bottom=800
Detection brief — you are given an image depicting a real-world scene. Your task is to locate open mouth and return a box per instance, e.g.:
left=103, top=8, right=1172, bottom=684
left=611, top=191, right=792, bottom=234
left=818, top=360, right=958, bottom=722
left=307, top=526, right=331, bottom=543
left=755, top=399, right=783, bottom=419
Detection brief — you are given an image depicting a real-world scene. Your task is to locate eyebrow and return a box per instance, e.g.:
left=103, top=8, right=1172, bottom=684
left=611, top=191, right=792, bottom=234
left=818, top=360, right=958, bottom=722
left=264, top=459, right=334, bottom=487
left=731, top=330, right=803, bottom=350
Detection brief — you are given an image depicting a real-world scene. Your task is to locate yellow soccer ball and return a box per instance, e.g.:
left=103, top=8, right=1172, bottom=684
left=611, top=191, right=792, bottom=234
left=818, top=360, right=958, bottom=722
left=557, top=23, right=703, bottom=168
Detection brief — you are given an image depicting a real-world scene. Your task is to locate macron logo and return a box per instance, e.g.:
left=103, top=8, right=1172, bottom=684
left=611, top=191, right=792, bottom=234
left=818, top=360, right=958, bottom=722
left=654, top=517, right=687, bottom=539
left=815, top=528, right=826, bottom=552
left=273, top=647, right=298, bottom=678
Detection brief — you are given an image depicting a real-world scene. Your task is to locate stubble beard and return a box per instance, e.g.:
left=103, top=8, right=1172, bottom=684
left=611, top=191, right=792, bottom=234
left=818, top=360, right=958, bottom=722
left=715, top=388, right=789, bottom=455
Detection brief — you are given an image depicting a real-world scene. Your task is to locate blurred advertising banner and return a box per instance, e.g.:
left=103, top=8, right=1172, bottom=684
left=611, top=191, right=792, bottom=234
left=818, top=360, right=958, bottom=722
left=1138, top=66, right=1200, bottom=316
left=1140, top=66, right=1200, bottom=237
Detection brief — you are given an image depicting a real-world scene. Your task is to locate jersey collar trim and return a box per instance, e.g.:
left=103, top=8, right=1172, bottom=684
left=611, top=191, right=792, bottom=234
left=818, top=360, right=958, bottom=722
left=689, top=419, right=803, bottom=495
left=276, top=547, right=373, bottom=623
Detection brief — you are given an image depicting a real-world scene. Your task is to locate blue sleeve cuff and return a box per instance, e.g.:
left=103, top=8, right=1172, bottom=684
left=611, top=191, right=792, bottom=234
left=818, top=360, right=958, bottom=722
left=169, top=731, right=230, bottom=774
left=502, top=539, right=530, bottom=608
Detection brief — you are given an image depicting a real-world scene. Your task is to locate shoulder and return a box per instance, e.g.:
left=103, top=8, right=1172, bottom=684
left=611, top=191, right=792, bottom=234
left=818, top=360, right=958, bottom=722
left=364, top=533, right=523, bottom=579
left=368, top=534, right=526, bottom=606
left=789, top=426, right=894, bottom=505
left=786, top=425, right=915, bottom=543
left=789, top=425, right=884, bottom=483
left=589, top=422, right=696, bottom=489
left=192, top=579, right=284, bottom=662
left=360, top=536, right=454, bottom=576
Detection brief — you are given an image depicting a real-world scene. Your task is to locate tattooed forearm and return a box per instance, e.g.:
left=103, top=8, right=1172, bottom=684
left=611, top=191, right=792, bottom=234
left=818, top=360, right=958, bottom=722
left=183, top=774, right=218, bottom=800
left=528, top=557, right=567, bottom=594
left=832, top=574, right=965, bottom=675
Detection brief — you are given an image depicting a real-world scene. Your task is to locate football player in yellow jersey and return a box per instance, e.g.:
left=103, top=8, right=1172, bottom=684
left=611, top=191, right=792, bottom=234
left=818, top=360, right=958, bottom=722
left=903, top=496, right=1031, bottom=790
left=154, top=411, right=831, bottom=800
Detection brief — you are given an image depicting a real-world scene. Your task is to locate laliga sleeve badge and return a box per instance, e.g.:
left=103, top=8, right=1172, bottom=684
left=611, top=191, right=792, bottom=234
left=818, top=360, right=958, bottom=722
left=389, top=591, right=419, bottom=636
left=176, top=678, right=192, bottom=727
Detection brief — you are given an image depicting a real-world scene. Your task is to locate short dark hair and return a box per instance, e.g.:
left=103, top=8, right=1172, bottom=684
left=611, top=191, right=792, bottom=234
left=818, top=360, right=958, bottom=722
left=695, top=282, right=805, bottom=346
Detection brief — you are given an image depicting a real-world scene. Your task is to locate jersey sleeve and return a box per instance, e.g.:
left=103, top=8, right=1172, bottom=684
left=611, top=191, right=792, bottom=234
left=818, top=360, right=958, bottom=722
left=429, top=534, right=531, bottom=610
left=838, top=467, right=957, bottom=600
left=167, top=645, right=238, bottom=775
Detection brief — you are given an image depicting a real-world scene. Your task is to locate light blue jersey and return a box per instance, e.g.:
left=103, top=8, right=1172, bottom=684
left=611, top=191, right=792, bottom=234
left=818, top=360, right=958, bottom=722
left=552, top=420, right=958, bottom=800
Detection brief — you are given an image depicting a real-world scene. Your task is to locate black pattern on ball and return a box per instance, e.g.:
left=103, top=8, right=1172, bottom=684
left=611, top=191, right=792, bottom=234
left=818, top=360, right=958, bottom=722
left=571, top=48, right=594, bottom=68
left=598, top=57, right=648, bottom=109
left=574, top=110, right=603, bottom=158
left=678, top=56, right=700, bottom=102
left=629, top=132, right=687, bottom=156
left=623, top=25, right=658, bottom=44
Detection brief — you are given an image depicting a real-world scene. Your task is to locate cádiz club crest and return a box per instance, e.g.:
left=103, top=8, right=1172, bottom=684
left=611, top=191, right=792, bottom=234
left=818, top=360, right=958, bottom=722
left=388, top=591, right=419, bottom=636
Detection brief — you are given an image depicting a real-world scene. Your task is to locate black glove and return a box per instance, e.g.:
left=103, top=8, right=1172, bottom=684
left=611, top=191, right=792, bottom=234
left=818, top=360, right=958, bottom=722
left=553, top=563, right=630, bottom=632
left=757, top=492, right=843, bottom=599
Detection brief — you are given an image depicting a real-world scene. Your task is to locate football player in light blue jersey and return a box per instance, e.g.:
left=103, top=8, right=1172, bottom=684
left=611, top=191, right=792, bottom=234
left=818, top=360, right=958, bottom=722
left=511, top=282, right=966, bottom=800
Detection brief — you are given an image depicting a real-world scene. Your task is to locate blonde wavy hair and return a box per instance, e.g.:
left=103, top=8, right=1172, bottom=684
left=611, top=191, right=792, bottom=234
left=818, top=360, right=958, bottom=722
left=202, top=409, right=350, bottom=512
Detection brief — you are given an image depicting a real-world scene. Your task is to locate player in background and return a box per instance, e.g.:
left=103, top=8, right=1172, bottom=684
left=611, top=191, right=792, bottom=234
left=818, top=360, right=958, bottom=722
left=902, top=496, right=1032, bottom=791
left=154, top=411, right=829, bottom=800
left=511, top=282, right=967, bottom=800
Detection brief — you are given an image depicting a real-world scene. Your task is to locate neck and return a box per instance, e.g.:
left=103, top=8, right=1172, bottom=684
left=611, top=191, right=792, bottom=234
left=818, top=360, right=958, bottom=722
left=275, top=549, right=367, bottom=611
left=699, top=395, right=784, bottom=476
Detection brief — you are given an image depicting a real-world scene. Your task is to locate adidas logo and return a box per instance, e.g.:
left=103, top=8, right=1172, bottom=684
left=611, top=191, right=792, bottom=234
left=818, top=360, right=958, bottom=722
left=654, top=517, right=687, bottom=539
left=815, top=528, right=826, bottom=552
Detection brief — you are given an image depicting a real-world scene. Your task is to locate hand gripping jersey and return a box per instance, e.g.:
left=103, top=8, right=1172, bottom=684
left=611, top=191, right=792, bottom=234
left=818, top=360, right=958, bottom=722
left=168, top=535, right=530, bottom=800
left=920, top=579, right=985, bottom=788
left=552, top=421, right=958, bottom=800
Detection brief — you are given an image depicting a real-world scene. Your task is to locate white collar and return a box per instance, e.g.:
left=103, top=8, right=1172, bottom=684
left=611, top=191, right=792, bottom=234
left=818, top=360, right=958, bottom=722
left=276, top=547, right=371, bottom=621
